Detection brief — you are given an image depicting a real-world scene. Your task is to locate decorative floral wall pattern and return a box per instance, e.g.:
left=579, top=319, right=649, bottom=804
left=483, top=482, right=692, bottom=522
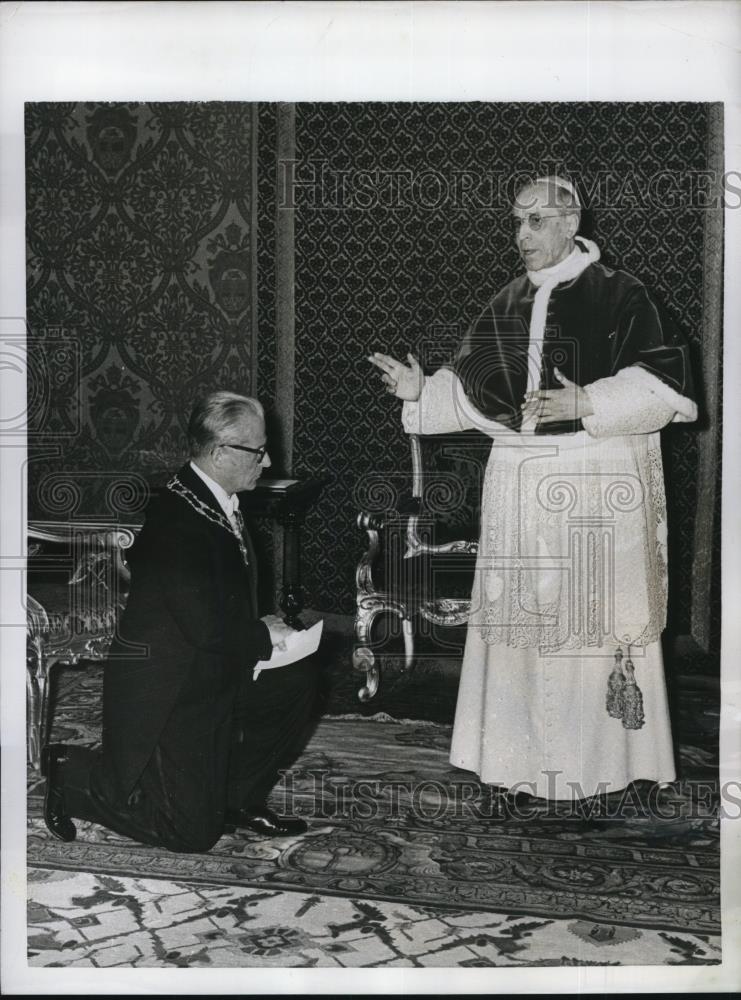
left=26, top=101, right=258, bottom=518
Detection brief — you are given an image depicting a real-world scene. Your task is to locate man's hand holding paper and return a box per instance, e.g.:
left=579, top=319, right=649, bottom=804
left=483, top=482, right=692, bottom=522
left=261, top=613, right=296, bottom=650
left=254, top=618, right=323, bottom=679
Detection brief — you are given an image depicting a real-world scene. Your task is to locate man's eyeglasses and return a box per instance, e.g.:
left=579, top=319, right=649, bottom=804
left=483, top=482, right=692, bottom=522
left=221, top=442, right=268, bottom=461
left=511, top=211, right=577, bottom=234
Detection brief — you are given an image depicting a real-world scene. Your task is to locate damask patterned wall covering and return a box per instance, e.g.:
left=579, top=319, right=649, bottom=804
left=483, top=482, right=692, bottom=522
left=289, top=102, right=722, bottom=648
left=26, top=101, right=258, bottom=520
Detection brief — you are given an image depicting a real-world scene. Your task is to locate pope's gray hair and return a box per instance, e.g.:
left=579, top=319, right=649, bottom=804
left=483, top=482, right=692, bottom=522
left=188, top=391, right=264, bottom=457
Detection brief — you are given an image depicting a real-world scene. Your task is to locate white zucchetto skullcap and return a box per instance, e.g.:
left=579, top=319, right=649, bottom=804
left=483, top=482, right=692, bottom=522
left=534, top=175, right=581, bottom=208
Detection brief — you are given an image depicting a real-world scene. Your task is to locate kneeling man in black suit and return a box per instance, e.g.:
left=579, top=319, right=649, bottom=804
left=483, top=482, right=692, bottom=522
left=43, top=391, right=317, bottom=852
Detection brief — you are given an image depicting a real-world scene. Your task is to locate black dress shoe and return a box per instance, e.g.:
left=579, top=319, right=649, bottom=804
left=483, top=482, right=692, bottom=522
left=224, top=805, right=307, bottom=838
left=41, top=744, right=76, bottom=842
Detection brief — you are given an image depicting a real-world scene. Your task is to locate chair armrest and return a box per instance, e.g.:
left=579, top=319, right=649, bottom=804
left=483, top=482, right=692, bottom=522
left=27, top=521, right=141, bottom=660
left=404, top=514, right=479, bottom=558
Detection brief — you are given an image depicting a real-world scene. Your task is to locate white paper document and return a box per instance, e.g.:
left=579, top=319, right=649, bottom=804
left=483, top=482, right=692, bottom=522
left=253, top=620, right=323, bottom=679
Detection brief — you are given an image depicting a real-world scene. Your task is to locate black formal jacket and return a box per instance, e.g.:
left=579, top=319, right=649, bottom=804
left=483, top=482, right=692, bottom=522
left=452, top=258, right=696, bottom=434
left=102, top=462, right=273, bottom=798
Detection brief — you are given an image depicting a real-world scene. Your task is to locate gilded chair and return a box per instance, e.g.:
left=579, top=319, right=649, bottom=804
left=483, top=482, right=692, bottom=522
left=26, top=521, right=139, bottom=769
left=353, top=430, right=490, bottom=700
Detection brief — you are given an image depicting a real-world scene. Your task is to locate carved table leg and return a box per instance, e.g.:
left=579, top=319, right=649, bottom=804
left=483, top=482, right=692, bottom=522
left=278, top=510, right=304, bottom=629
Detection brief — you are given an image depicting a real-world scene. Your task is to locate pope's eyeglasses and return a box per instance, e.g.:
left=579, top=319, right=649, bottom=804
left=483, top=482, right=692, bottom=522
left=512, top=211, right=577, bottom=234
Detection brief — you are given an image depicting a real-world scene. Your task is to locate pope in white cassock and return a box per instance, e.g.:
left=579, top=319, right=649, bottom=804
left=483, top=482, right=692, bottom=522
left=370, top=175, right=697, bottom=801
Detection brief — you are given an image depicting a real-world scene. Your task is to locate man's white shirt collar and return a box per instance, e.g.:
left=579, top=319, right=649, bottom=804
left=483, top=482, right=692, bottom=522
left=189, top=461, right=240, bottom=518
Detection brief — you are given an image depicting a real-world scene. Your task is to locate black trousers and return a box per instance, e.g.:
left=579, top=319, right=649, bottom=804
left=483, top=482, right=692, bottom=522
left=58, top=659, right=317, bottom=853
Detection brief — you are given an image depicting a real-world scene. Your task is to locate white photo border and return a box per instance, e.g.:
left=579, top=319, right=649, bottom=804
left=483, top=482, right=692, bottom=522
left=1, top=1, right=739, bottom=994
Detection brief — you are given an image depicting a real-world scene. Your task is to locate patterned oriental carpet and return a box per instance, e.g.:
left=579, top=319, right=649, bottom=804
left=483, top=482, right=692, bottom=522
left=28, top=666, right=720, bottom=943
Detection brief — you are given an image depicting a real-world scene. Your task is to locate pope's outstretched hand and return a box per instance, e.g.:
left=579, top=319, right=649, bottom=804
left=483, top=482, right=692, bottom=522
left=368, top=352, right=424, bottom=401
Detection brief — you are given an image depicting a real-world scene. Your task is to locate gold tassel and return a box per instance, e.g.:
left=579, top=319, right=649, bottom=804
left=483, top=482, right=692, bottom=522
left=620, top=653, right=645, bottom=730
left=606, top=646, right=626, bottom=718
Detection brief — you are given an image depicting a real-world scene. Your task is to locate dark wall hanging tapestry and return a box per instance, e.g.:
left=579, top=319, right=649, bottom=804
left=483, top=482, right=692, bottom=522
left=25, top=101, right=258, bottom=519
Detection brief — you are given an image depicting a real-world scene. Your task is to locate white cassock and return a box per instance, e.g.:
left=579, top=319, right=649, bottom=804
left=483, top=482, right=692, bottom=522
left=402, top=365, right=687, bottom=800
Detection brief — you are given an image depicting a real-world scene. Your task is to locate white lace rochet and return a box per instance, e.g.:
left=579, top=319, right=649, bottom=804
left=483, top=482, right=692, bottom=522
left=403, top=366, right=677, bottom=651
